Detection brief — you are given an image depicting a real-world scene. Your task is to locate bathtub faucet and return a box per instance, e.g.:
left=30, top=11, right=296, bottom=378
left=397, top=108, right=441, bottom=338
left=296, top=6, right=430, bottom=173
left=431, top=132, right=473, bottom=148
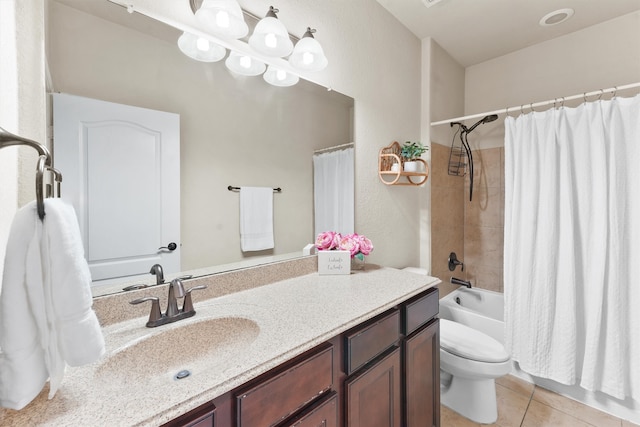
left=451, top=277, right=472, bottom=288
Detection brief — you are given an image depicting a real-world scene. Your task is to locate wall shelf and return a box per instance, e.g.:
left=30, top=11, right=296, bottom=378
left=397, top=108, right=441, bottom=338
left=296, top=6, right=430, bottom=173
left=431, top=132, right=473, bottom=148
left=378, top=141, right=429, bottom=186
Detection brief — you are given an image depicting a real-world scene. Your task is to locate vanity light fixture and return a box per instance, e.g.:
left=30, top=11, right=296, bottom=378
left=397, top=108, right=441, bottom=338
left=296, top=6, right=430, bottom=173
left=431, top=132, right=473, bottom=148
left=249, top=6, right=294, bottom=58
left=263, top=65, right=299, bottom=87
left=289, top=28, right=328, bottom=72
left=181, top=0, right=328, bottom=87
left=194, top=0, right=248, bottom=39
left=225, top=51, right=267, bottom=76
left=177, top=31, right=226, bottom=62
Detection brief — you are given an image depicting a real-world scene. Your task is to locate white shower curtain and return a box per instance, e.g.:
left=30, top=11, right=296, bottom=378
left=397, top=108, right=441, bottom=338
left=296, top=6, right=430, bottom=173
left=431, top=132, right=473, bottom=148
left=313, top=147, right=354, bottom=237
left=504, top=94, right=640, bottom=401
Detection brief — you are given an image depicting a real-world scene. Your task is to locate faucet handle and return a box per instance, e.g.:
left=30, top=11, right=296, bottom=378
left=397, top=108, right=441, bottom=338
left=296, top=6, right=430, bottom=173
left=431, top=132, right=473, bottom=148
left=130, top=296, right=163, bottom=326
left=182, top=285, right=207, bottom=313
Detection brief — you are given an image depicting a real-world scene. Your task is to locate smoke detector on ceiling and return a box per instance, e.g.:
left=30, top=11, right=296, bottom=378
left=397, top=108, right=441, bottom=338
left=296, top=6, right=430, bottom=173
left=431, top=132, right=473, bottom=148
left=422, top=0, right=446, bottom=8
left=539, top=8, right=574, bottom=26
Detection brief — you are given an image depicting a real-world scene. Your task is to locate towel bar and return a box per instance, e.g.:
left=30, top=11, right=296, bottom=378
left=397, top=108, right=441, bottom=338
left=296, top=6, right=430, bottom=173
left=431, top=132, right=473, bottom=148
left=228, top=185, right=282, bottom=193
left=0, top=126, right=62, bottom=220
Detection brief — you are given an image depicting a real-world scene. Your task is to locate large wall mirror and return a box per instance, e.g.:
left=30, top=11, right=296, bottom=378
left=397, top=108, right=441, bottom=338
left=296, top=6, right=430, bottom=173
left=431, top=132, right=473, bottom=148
left=45, top=0, right=354, bottom=296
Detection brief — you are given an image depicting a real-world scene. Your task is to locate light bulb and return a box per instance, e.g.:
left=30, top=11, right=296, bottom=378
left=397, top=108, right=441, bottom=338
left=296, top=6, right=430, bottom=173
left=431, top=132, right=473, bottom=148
left=265, top=33, right=278, bottom=48
left=239, top=56, right=251, bottom=69
left=302, top=52, right=314, bottom=65
left=276, top=70, right=287, bottom=81
left=216, top=10, right=230, bottom=28
left=196, top=38, right=210, bottom=52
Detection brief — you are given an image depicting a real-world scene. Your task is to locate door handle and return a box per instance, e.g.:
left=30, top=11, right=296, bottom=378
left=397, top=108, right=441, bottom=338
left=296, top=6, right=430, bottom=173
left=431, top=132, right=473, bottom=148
left=159, top=242, right=177, bottom=251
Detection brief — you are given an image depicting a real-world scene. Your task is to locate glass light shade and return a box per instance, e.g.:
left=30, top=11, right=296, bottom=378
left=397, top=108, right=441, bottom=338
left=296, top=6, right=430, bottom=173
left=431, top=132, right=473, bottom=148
left=249, top=17, right=293, bottom=57
left=177, top=32, right=226, bottom=62
left=195, top=0, right=248, bottom=39
left=263, top=65, right=299, bottom=87
left=289, top=36, right=328, bottom=72
left=225, top=52, right=266, bottom=76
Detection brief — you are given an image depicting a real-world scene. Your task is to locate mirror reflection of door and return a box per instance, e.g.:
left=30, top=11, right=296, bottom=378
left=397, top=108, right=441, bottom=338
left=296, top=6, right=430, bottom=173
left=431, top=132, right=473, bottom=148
left=53, top=93, right=180, bottom=283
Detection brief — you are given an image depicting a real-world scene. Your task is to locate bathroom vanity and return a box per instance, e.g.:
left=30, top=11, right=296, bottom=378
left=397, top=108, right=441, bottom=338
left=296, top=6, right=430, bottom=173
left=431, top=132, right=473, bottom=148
left=0, top=260, right=440, bottom=427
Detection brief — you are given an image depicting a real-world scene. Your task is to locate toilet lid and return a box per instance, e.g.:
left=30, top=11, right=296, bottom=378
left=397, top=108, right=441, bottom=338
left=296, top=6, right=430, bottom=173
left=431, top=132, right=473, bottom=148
left=440, top=319, right=510, bottom=363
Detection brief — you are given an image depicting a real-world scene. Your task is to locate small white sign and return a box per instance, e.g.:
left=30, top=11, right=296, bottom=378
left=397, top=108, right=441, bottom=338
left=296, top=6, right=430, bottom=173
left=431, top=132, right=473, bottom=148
left=317, top=250, right=351, bottom=275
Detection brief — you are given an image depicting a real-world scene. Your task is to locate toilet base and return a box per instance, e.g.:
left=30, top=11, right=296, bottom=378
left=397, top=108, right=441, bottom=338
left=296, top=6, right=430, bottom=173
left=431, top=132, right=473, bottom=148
left=441, top=374, right=499, bottom=424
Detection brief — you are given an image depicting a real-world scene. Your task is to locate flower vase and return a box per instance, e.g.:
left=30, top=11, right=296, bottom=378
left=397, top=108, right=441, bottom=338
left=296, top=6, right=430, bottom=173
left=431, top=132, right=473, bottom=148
left=351, top=257, right=366, bottom=271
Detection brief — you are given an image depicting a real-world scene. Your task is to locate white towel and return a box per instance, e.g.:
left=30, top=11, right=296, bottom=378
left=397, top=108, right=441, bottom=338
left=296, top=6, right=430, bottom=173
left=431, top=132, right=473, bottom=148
left=239, top=187, right=274, bottom=252
left=0, top=199, right=105, bottom=410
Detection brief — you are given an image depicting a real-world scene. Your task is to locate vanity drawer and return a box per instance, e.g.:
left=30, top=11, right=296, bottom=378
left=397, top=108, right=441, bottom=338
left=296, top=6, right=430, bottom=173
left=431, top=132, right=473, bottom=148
left=278, top=391, right=338, bottom=427
left=344, top=309, right=400, bottom=375
left=403, top=287, right=439, bottom=336
left=236, top=343, right=334, bottom=427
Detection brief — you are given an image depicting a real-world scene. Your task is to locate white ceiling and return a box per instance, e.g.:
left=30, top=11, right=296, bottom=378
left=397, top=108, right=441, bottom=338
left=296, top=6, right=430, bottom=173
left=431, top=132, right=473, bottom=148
left=375, top=0, right=640, bottom=67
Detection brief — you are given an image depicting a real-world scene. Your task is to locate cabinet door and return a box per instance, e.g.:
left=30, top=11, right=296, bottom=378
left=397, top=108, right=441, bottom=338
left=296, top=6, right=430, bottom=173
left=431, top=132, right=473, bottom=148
left=405, top=319, right=440, bottom=427
left=345, top=347, right=401, bottom=427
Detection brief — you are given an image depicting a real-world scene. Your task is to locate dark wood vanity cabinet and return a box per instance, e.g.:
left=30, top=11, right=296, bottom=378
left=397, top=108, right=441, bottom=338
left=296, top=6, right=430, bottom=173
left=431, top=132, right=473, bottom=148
left=342, top=286, right=439, bottom=427
left=165, top=287, right=439, bottom=427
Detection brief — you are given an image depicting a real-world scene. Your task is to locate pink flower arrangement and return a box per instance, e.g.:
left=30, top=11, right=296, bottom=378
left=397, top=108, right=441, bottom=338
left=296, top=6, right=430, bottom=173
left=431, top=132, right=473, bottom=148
left=315, top=231, right=374, bottom=261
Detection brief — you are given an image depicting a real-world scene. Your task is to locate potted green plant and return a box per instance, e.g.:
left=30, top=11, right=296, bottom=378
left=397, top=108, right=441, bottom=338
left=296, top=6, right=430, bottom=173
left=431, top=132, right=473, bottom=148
left=401, top=141, right=428, bottom=172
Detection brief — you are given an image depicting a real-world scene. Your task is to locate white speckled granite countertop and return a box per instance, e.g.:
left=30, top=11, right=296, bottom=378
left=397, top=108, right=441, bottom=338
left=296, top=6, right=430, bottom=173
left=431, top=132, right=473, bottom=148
left=0, top=265, right=439, bottom=426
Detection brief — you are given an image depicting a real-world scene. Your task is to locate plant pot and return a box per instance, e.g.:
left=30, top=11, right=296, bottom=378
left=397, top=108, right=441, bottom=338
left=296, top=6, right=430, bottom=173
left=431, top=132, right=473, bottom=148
left=403, top=161, right=422, bottom=173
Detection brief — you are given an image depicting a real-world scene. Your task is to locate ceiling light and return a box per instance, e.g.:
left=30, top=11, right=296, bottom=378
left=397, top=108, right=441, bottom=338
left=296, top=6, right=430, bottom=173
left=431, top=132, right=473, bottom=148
left=249, top=6, right=294, bottom=58
left=225, top=51, right=267, bottom=76
left=263, top=65, right=299, bottom=87
left=539, top=8, right=574, bottom=26
left=177, top=31, right=226, bottom=62
left=195, top=0, right=248, bottom=39
left=289, top=28, right=328, bottom=72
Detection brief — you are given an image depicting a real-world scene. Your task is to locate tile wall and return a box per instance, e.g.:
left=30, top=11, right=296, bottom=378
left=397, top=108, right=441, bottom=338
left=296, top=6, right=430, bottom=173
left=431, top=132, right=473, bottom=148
left=431, top=142, right=505, bottom=296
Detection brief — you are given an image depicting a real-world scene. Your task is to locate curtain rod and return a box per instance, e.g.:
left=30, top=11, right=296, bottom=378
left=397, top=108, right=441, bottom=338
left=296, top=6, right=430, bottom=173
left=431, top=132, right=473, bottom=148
left=430, top=82, right=640, bottom=127
left=313, top=142, right=354, bottom=154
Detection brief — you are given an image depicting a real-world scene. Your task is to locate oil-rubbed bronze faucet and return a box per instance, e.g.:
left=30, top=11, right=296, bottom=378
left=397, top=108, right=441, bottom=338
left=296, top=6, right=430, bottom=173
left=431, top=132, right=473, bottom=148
left=130, top=279, right=207, bottom=327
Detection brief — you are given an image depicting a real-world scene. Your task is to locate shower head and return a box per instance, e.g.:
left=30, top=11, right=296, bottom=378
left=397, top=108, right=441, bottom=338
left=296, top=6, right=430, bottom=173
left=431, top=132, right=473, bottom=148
left=466, top=114, right=499, bottom=133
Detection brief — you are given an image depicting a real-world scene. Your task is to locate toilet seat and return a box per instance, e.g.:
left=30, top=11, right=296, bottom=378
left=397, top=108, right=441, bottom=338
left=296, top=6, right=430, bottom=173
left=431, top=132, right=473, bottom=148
left=440, top=319, right=510, bottom=363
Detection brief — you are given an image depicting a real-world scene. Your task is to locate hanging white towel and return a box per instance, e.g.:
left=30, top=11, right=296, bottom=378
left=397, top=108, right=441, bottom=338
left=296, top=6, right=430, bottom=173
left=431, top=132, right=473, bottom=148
left=239, top=187, right=274, bottom=252
left=0, top=199, right=105, bottom=410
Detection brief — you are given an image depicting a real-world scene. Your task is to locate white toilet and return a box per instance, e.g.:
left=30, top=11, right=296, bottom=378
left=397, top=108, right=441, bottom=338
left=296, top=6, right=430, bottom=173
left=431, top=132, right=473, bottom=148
left=439, top=318, right=512, bottom=424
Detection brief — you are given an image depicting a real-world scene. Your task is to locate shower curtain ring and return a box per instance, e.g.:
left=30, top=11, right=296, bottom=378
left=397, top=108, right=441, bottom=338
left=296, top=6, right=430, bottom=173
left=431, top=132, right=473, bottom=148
left=597, top=89, right=604, bottom=100
left=529, top=102, right=536, bottom=112
left=612, top=86, right=618, bottom=98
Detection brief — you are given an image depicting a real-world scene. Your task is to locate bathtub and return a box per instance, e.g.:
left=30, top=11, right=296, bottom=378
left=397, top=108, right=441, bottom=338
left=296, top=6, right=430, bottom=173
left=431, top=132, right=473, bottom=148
left=439, top=287, right=505, bottom=344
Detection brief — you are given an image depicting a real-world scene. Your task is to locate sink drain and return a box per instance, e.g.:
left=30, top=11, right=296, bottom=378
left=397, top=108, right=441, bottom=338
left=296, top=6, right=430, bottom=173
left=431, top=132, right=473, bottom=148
left=174, top=369, right=191, bottom=380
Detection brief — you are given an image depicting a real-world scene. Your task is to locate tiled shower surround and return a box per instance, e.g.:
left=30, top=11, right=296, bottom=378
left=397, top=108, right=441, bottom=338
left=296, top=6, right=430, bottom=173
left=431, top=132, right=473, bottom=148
left=431, top=142, right=504, bottom=296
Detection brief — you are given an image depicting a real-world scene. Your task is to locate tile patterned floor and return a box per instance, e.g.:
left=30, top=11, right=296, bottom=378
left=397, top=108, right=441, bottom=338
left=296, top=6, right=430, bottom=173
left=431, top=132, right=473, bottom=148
left=441, top=375, right=640, bottom=427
